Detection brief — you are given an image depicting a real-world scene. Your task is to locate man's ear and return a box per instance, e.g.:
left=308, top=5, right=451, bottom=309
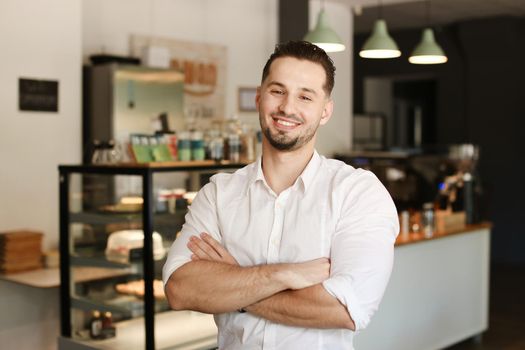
left=255, top=86, right=261, bottom=110
left=320, top=99, right=334, bottom=126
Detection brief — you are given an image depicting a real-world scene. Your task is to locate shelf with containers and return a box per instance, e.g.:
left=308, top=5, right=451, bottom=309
left=58, top=161, right=246, bottom=350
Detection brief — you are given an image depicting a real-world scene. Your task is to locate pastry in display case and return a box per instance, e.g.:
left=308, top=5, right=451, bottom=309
left=105, top=230, right=165, bottom=264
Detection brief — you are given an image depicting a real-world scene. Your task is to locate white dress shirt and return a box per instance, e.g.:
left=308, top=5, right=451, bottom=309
left=163, top=151, right=399, bottom=350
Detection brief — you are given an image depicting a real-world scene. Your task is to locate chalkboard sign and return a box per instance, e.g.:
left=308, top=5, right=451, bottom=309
left=19, top=78, right=59, bottom=112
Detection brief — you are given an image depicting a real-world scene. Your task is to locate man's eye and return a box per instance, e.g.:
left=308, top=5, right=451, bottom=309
left=271, top=90, right=284, bottom=95
left=300, top=96, right=312, bottom=101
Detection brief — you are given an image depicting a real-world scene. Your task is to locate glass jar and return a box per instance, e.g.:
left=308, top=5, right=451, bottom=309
left=177, top=131, right=191, bottom=161
left=228, top=134, right=241, bottom=163
left=191, top=131, right=205, bottom=161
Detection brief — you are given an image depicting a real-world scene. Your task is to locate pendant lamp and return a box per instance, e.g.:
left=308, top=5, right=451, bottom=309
left=359, top=0, right=400, bottom=59
left=359, top=19, right=401, bottom=58
left=409, top=1, right=447, bottom=64
left=304, top=0, right=345, bottom=53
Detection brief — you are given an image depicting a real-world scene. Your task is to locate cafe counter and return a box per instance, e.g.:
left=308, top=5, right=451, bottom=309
left=355, top=223, right=491, bottom=350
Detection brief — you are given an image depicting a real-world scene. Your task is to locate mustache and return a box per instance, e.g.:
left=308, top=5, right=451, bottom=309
left=270, top=111, right=303, bottom=123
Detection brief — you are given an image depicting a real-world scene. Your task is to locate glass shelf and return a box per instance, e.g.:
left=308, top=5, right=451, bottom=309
left=70, top=254, right=137, bottom=270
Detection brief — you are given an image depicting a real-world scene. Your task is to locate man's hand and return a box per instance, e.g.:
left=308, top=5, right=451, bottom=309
left=187, top=232, right=239, bottom=265
left=187, top=233, right=330, bottom=290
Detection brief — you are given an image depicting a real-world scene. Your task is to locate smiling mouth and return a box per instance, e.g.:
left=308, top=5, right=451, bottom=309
left=276, top=119, right=298, bottom=126
left=272, top=116, right=302, bottom=129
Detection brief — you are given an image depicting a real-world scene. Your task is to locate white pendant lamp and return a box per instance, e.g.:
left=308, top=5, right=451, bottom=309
left=304, top=0, right=345, bottom=53
left=409, top=28, right=448, bottom=64
left=359, top=19, right=401, bottom=59
left=409, top=0, right=447, bottom=64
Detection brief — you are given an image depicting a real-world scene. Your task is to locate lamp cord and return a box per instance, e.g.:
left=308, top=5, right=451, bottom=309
left=426, top=0, right=431, bottom=28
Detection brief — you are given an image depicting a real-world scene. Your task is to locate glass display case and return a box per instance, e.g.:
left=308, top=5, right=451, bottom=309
left=58, top=161, right=244, bottom=350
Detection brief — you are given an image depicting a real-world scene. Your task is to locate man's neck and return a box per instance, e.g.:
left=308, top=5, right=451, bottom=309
left=261, top=141, right=315, bottom=195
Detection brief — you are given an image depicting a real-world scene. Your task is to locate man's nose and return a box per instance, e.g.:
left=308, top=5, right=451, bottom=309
left=278, top=95, right=296, bottom=116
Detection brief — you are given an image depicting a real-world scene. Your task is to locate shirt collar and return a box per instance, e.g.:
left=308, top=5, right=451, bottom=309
left=298, top=150, right=322, bottom=193
left=248, top=150, right=322, bottom=194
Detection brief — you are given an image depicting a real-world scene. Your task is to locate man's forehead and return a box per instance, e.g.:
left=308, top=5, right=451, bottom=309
left=266, top=57, right=327, bottom=90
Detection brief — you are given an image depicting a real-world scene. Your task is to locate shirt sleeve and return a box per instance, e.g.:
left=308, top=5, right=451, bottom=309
left=322, top=170, right=399, bottom=332
left=162, top=179, right=221, bottom=286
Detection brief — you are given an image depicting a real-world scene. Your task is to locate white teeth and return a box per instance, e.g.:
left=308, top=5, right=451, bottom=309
left=276, top=119, right=296, bottom=127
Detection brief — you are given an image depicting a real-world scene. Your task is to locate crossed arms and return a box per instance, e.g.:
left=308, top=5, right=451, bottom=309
left=164, top=232, right=356, bottom=330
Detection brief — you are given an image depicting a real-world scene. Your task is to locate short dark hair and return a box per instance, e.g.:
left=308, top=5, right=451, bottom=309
left=261, top=41, right=336, bottom=96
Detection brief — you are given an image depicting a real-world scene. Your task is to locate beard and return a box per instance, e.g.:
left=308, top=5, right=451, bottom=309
left=260, top=111, right=319, bottom=151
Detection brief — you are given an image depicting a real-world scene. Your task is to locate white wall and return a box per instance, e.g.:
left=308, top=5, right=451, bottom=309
left=0, top=0, right=82, bottom=348
left=0, top=0, right=82, bottom=248
left=310, top=0, right=353, bottom=155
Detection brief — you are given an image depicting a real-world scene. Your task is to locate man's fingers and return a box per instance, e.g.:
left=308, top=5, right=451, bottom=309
left=187, top=240, right=209, bottom=260
left=200, top=232, right=227, bottom=257
left=188, top=236, right=222, bottom=260
left=199, top=232, right=239, bottom=265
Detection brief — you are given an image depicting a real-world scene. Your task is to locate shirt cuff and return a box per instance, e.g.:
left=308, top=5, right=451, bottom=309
left=162, top=256, right=191, bottom=287
left=322, top=275, right=370, bottom=332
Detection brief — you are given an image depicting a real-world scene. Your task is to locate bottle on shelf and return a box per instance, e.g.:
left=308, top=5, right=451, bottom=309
left=241, top=125, right=256, bottom=162
left=228, top=133, right=241, bottom=163
left=89, top=310, right=103, bottom=339
left=400, top=210, right=410, bottom=239
left=100, top=311, right=116, bottom=339
left=422, top=202, right=435, bottom=238
left=255, top=130, right=263, bottom=159
left=209, top=129, right=224, bottom=162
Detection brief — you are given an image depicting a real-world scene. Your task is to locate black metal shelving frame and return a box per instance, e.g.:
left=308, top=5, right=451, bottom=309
left=59, top=162, right=244, bottom=350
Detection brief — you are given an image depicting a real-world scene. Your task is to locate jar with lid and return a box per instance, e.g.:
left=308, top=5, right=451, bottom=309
left=177, top=131, right=191, bottom=161
left=209, top=130, right=224, bottom=161
left=190, top=131, right=205, bottom=161
left=106, top=140, right=122, bottom=163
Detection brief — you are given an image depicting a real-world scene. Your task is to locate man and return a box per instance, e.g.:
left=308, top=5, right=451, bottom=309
left=163, top=41, right=399, bottom=349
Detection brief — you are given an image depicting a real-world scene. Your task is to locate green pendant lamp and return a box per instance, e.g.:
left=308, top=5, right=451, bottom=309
left=359, top=19, right=401, bottom=58
left=359, top=0, right=400, bottom=59
left=409, top=28, right=447, bottom=64
left=304, top=0, right=345, bottom=53
left=409, top=0, right=447, bottom=64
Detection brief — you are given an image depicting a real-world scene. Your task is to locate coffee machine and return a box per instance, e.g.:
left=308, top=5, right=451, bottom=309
left=438, top=144, right=480, bottom=224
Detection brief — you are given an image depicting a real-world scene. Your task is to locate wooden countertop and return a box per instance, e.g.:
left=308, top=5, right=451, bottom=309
left=1, top=223, right=492, bottom=288
left=0, top=266, right=132, bottom=289
left=395, top=222, right=492, bottom=247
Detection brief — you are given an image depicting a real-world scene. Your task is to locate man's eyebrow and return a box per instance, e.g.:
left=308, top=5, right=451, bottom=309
left=300, top=87, right=317, bottom=96
left=267, top=81, right=318, bottom=96
left=268, top=81, right=285, bottom=88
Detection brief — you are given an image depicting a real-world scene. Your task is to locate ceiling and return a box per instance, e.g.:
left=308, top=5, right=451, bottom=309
left=331, top=0, right=525, bottom=33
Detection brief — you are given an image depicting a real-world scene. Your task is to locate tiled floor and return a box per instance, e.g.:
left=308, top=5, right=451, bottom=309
left=443, top=263, right=525, bottom=350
